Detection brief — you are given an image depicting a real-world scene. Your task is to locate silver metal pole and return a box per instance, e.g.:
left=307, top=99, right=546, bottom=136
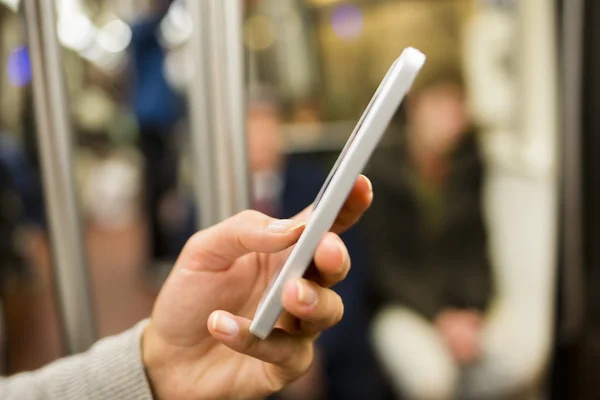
left=222, top=0, right=251, bottom=214
left=187, top=0, right=250, bottom=227
left=560, top=0, right=585, bottom=344
left=186, top=0, right=219, bottom=229
left=206, top=0, right=237, bottom=222
left=25, top=0, right=96, bottom=354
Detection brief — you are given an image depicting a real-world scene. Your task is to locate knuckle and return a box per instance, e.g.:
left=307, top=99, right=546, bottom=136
left=237, top=209, right=263, bottom=221
left=186, top=230, right=206, bottom=248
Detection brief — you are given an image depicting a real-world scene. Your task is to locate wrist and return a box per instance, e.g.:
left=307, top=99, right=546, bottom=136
left=142, top=323, right=206, bottom=400
left=142, top=323, right=171, bottom=400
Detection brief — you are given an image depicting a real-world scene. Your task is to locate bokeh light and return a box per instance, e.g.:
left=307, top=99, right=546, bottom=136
left=58, top=12, right=96, bottom=52
left=96, top=19, right=132, bottom=54
left=7, top=46, right=31, bottom=87
left=244, top=15, right=276, bottom=51
left=331, top=4, right=364, bottom=41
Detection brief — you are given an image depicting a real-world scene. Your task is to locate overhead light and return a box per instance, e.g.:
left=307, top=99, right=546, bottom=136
left=80, top=41, right=125, bottom=72
left=331, top=4, right=364, bottom=40
left=96, top=19, right=132, bottom=53
left=159, top=0, right=193, bottom=48
left=58, top=12, right=96, bottom=52
left=7, top=46, right=31, bottom=87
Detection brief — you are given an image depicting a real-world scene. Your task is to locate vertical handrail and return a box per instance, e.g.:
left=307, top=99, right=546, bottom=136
left=187, top=0, right=250, bottom=228
left=206, top=0, right=237, bottom=222
left=25, top=0, right=96, bottom=354
left=186, top=0, right=219, bottom=228
left=560, top=0, right=585, bottom=343
left=223, top=0, right=250, bottom=214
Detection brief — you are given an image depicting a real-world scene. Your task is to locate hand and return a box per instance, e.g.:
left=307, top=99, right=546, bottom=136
left=142, top=176, right=372, bottom=399
left=434, top=309, right=484, bottom=366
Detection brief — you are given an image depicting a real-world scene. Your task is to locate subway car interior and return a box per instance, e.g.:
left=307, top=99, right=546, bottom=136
left=0, top=0, right=597, bottom=398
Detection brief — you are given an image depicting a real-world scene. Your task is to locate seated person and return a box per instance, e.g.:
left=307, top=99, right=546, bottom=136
left=364, top=65, right=494, bottom=400
left=248, top=87, right=387, bottom=399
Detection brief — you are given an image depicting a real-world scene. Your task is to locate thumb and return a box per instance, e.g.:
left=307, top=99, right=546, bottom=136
left=180, top=210, right=306, bottom=271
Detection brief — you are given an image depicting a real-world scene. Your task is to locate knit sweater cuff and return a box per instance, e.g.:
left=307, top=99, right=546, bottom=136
left=38, top=319, right=154, bottom=400
left=74, top=319, right=154, bottom=399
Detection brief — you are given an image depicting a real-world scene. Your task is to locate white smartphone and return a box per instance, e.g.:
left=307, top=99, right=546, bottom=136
left=249, top=47, right=426, bottom=339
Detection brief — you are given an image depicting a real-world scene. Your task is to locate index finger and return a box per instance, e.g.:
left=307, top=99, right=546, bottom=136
left=294, top=175, right=372, bottom=235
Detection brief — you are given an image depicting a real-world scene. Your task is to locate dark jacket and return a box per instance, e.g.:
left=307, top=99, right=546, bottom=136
left=278, top=155, right=388, bottom=399
left=364, top=133, right=494, bottom=320
left=129, top=16, right=182, bottom=132
left=0, top=154, right=27, bottom=285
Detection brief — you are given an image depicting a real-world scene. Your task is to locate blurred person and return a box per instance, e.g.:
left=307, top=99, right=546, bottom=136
left=0, top=141, right=32, bottom=372
left=0, top=177, right=372, bottom=399
left=18, top=88, right=46, bottom=229
left=73, top=87, right=144, bottom=231
left=0, top=4, right=44, bottom=230
left=0, top=10, right=43, bottom=368
left=0, top=158, right=25, bottom=373
left=365, top=65, right=495, bottom=400
left=248, top=87, right=388, bottom=400
left=128, top=0, right=186, bottom=270
left=0, top=131, right=36, bottom=281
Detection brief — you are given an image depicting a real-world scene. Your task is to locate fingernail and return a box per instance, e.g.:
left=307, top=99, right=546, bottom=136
left=268, top=219, right=305, bottom=234
left=212, top=312, right=239, bottom=336
left=296, top=280, right=317, bottom=306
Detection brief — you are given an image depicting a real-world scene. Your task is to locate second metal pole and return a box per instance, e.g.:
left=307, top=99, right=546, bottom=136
left=25, top=0, right=96, bottom=354
left=187, top=0, right=250, bottom=228
left=186, top=0, right=219, bottom=229
left=222, top=0, right=251, bottom=214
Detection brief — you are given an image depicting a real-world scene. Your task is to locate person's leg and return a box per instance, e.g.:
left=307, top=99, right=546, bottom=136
left=372, top=305, right=459, bottom=400
left=156, top=132, right=185, bottom=259
left=138, top=132, right=165, bottom=260
left=458, top=326, right=543, bottom=400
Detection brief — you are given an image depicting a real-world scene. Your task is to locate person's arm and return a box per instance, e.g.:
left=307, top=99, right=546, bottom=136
left=0, top=321, right=152, bottom=400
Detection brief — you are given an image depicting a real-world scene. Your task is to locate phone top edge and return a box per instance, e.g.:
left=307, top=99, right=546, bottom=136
left=399, top=47, right=426, bottom=70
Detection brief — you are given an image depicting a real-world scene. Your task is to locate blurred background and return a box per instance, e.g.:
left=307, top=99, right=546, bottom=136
left=0, top=0, right=595, bottom=398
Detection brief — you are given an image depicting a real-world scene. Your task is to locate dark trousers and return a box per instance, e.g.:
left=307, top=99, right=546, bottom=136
left=138, top=131, right=178, bottom=261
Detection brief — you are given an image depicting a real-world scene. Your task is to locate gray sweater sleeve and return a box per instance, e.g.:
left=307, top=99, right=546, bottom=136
left=0, top=319, right=154, bottom=400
